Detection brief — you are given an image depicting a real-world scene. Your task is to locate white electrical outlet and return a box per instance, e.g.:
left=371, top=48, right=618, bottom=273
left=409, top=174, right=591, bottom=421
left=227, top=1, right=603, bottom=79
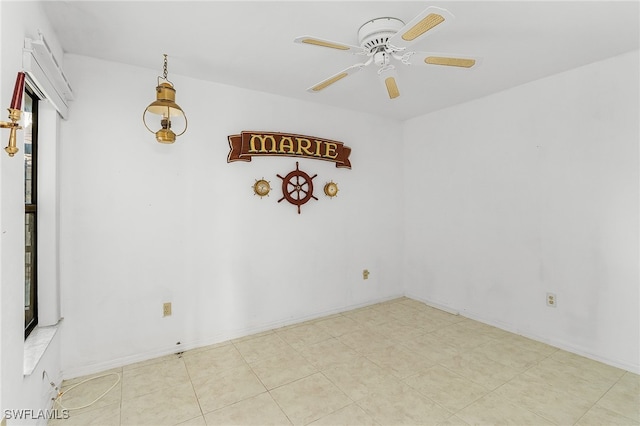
left=546, top=293, right=557, bottom=307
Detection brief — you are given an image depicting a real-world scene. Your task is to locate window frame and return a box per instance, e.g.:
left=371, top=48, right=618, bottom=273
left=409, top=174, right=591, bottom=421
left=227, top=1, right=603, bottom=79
left=24, top=86, right=39, bottom=338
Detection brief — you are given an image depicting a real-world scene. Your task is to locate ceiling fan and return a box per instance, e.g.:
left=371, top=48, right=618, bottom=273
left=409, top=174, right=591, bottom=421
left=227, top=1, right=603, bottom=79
left=294, top=6, right=480, bottom=100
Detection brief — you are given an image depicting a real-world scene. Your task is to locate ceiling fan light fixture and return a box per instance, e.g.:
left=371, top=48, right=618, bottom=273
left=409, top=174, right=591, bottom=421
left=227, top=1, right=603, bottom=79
left=358, top=17, right=404, bottom=51
left=384, top=77, right=400, bottom=99
left=425, top=56, right=476, bottom=68
left=312, top=72, right=348, bottom=91
left=295, top=5, right=479, bottom=100
left=401, top=13, right=445, bottom=41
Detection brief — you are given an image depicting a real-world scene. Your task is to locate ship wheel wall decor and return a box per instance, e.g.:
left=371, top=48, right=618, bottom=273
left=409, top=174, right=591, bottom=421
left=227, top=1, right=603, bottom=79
left=277, top=162, right=318, bottom=214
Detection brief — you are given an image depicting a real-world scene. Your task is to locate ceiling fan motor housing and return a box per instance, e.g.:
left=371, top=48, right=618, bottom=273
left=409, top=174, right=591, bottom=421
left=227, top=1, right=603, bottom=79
left=358, top=17, right=404, bottom=52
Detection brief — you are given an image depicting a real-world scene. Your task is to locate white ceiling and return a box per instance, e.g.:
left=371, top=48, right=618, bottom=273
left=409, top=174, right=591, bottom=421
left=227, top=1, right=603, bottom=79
left=41, top=1, right=639, bottom=121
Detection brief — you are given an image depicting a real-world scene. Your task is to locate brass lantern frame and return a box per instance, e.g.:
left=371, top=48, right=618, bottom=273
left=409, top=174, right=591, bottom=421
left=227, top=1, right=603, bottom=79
left=143, top=55, right=188, bottom=144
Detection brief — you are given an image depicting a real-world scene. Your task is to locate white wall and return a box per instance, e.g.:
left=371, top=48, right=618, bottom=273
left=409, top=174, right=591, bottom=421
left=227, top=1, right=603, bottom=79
left=1, top=1, right=65, bottom=424
left=58, top=54, right=404, bottom=377
left=403, top=50, right=640, bottom=373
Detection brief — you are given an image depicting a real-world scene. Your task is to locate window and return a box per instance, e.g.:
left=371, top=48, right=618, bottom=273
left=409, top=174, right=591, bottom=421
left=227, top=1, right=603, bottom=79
left=24, top=87, right=39, bottom=338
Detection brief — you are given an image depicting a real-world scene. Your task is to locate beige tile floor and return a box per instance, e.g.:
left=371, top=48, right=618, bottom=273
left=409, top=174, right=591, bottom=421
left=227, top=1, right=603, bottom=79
left=49, top=297, right=640, bottom=426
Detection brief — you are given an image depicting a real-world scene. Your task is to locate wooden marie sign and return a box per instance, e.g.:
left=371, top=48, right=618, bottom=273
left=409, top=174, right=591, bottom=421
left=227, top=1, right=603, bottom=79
left=228, top=131, right=352, bottom=169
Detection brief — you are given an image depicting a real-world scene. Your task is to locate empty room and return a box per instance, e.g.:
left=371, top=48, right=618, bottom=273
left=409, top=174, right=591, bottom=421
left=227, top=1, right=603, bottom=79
left=0, top=1, right=638, bottom=425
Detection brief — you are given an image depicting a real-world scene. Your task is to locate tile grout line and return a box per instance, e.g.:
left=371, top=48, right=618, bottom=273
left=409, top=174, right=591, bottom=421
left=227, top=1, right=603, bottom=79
left=571, top=372, right=635, bottom=425
left=180, top=352, right=208, bottom=424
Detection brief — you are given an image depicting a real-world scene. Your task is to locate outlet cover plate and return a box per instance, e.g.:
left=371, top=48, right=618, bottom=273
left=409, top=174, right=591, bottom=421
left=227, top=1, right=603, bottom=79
left=163, top=302, right=172, bottom=316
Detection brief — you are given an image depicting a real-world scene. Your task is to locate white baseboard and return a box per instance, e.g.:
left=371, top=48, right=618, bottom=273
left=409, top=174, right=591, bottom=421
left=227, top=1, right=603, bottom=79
left=62, top=294, right=404, bottom=380
left=64, top=292, right=639, bottom=378
left=404, top=293, right=460, bottom=316
left=405, top=292, right=640, bottom=375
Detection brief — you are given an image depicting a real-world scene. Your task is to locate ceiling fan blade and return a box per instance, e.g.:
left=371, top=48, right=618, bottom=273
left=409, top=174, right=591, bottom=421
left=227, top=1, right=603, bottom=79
left=378, top=67, right=400, bottom=100
left=387, top=6, right=453, bottom=50
left=294, top=36, right=366, bottom=54
left=409, top=52, right=482, bottom=68
left=306, top=63, right=368, bottom=93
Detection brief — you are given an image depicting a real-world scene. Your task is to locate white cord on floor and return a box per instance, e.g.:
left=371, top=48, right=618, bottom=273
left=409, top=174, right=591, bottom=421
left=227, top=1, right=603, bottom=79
left=53, top=372, right=121, bottom=411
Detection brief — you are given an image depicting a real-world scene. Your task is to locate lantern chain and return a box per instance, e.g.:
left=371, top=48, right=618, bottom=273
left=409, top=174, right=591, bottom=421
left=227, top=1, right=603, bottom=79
left=162, top=54, right=168, bottom=80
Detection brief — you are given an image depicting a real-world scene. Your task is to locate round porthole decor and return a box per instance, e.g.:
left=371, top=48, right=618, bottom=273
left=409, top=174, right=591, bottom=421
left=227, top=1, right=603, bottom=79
left=252, top=178, right=271, bottom=198
left=324, top=181, right=339, bottom=198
